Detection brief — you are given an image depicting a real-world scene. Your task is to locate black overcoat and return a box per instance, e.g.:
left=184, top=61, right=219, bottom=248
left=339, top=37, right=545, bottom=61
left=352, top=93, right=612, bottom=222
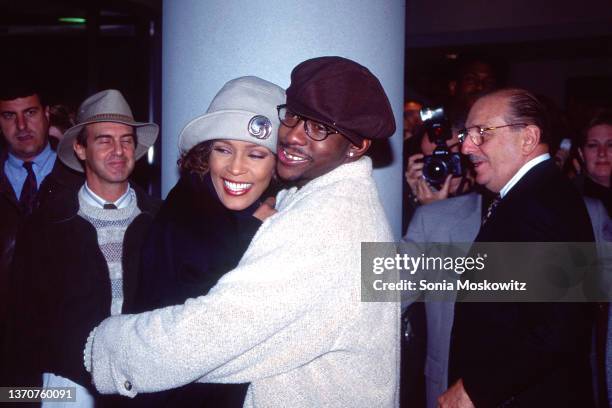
left=450, top=159, right=597, bottom=407
left=3, top=183, right=159, bottom=393
left=128, top=173, right=262, bottom=407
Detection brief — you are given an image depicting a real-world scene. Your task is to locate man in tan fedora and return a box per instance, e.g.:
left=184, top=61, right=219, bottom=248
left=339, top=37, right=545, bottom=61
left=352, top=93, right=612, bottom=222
left=4, top=89, right=160, bottom=406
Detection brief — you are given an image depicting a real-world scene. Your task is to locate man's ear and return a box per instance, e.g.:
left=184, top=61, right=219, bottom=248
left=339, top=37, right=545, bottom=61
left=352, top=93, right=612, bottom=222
left=74, top=139, right=86, bottom=161
left=346, top=139, right=371, bottom=160
left=520, top=125, right=541, bottom=155
left=44, top=105, right=50, bottom=122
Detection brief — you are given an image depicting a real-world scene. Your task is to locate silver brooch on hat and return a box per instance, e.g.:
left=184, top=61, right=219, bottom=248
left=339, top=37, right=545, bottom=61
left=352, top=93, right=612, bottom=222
left=248, top=115, right=272, bottom=139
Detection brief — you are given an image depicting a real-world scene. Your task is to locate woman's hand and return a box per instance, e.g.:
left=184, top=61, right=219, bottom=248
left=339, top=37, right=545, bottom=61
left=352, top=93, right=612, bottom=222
left=253, top=196, right=277, bottom=221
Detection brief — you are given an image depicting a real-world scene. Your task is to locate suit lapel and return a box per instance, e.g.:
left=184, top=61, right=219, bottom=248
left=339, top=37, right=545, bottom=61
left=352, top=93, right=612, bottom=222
left=476, top=159, right=556, bottom=242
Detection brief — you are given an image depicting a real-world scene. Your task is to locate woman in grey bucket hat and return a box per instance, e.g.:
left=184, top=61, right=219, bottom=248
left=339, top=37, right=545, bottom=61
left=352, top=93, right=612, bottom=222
left=125, top=76, right=284, bottom=407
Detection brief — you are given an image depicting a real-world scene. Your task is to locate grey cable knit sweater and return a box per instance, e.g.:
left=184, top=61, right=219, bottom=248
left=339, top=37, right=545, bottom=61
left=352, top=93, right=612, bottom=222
left=78, top=188, right=140, bottom=316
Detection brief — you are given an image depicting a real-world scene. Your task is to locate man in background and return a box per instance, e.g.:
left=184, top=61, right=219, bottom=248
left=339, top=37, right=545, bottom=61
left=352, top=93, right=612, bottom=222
left=441, top=88, right=595, bottom=407
left=4, top=89, right=159, bottom=407
left=0, top=80, right=82, bottom=363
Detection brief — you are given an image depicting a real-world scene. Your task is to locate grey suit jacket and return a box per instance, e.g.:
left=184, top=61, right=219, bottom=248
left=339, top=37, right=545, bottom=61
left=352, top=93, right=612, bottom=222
left=584, top=197, right=612, bottom=406
left=402, top=193, right=481, bottom=408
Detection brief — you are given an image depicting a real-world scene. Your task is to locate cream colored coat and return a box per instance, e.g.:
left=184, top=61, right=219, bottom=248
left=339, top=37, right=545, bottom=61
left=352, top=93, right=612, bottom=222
left=87, top=157, right=400, bottom=407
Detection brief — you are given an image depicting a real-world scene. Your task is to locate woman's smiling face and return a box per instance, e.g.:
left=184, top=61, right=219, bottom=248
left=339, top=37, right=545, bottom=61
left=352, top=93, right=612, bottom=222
left=208, top=139, right=276, bottom=210
left=582, top=124, right=612, bottom=187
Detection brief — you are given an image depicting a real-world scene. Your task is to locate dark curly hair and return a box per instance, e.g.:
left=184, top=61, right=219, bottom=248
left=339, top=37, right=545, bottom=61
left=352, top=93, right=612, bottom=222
left=178, top=140, right=214, bottom=178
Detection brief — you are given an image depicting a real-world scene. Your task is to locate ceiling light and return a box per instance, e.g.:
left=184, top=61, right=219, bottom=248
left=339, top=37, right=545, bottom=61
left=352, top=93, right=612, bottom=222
left=58, top=17, right=86, bottom=24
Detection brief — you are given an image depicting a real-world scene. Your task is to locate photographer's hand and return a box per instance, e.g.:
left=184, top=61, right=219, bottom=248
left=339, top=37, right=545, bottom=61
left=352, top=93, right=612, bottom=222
left=415, top=175, right=452, bottom=205
left=405, top=153, right=425, bottom=192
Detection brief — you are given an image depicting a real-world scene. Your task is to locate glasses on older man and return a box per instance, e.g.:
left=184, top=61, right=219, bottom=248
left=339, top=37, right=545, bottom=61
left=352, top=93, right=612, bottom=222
left=277, top=104, right=339, bottom=141
left=458, top=123, right=528, bottom=146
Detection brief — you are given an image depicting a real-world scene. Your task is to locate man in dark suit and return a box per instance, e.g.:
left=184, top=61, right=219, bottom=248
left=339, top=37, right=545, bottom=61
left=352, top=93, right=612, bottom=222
left=439, top=88, right=596, bottom=407
left=0, top=81, right=83, bottom=374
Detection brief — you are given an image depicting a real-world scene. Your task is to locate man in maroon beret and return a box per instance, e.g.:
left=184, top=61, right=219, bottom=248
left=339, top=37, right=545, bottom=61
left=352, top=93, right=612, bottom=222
left=277, top=56, right=396, bottom=186
left=87, top=56, right=401, bottom=408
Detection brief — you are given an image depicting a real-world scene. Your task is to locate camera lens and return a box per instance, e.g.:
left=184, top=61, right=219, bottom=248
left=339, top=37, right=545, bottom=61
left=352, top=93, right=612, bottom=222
left=423, top=158, right=448, bottom=186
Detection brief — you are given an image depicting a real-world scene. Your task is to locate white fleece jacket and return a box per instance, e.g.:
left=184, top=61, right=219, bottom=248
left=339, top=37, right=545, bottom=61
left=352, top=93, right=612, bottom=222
left=87, top=156, right=400, bottom=407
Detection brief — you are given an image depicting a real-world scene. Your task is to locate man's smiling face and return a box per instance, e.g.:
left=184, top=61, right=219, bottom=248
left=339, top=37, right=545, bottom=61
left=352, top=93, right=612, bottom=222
left=276, top=119, right=353, bottom=187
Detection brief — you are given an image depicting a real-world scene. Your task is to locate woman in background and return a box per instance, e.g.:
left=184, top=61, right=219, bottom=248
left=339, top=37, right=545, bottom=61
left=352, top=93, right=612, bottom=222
left=576, top=109, right=612, bottom=216
left=573, top=109, right=612, bottom=408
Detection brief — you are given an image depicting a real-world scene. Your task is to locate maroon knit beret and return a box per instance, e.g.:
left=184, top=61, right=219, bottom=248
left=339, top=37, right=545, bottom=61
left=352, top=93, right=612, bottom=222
left=286, top=56, right=396, bottom=146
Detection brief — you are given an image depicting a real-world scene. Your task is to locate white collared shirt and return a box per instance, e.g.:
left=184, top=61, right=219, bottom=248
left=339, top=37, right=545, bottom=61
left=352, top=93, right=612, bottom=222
left=5, top=142, right=56, bottom=198
left=499, top=153, right=551, bottom=198
left=80, top=183, right=133, bottom=209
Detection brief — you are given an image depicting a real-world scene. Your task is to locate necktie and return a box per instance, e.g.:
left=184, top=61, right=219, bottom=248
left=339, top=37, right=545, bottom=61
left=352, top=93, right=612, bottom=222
left=481, top=194, right=501, bottom=226
left=103, top=203, right=118, bottom=210
left=19, top=161, right=38, bottom=215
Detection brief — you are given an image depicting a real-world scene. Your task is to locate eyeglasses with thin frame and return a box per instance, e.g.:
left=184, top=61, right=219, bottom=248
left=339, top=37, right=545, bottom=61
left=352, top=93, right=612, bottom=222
left=458, top=123, right=529, bottom=146
left=277, top=104, right=339, bottom=141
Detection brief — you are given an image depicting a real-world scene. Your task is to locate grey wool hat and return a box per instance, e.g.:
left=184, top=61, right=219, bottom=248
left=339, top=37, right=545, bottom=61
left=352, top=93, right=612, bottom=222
left=58, top=89, right=159, bottom=172
left=178, top=76, right=285, bottom=154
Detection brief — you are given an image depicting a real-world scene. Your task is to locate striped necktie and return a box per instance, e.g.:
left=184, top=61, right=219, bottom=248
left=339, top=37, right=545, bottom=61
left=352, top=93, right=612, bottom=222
left=19, top=161, right=38, bottom=215
left=481, top=194, right=501, bottom=226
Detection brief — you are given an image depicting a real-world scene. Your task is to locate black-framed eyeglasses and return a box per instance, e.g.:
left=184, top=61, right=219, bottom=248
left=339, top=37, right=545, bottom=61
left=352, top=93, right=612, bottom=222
left=458, top=123, right=529, bottom=146
left=277, top=104, right=339, bottom=141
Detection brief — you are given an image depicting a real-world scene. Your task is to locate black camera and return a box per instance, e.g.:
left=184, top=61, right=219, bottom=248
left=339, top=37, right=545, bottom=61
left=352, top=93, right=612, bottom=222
left=419, top=107, right=466, bottom=187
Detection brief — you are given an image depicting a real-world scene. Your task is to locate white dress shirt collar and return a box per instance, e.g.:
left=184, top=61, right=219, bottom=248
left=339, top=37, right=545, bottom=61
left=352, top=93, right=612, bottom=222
left=81, top=183, right=132, bottom=209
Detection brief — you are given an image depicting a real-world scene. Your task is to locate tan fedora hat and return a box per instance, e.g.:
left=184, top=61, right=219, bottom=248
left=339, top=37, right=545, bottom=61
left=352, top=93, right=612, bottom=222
left=58, top=89, right=159, bottom=172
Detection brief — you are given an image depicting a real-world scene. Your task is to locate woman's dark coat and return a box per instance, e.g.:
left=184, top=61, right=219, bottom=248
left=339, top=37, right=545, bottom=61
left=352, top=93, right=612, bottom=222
left=128, top=173, right=263, bottom=407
